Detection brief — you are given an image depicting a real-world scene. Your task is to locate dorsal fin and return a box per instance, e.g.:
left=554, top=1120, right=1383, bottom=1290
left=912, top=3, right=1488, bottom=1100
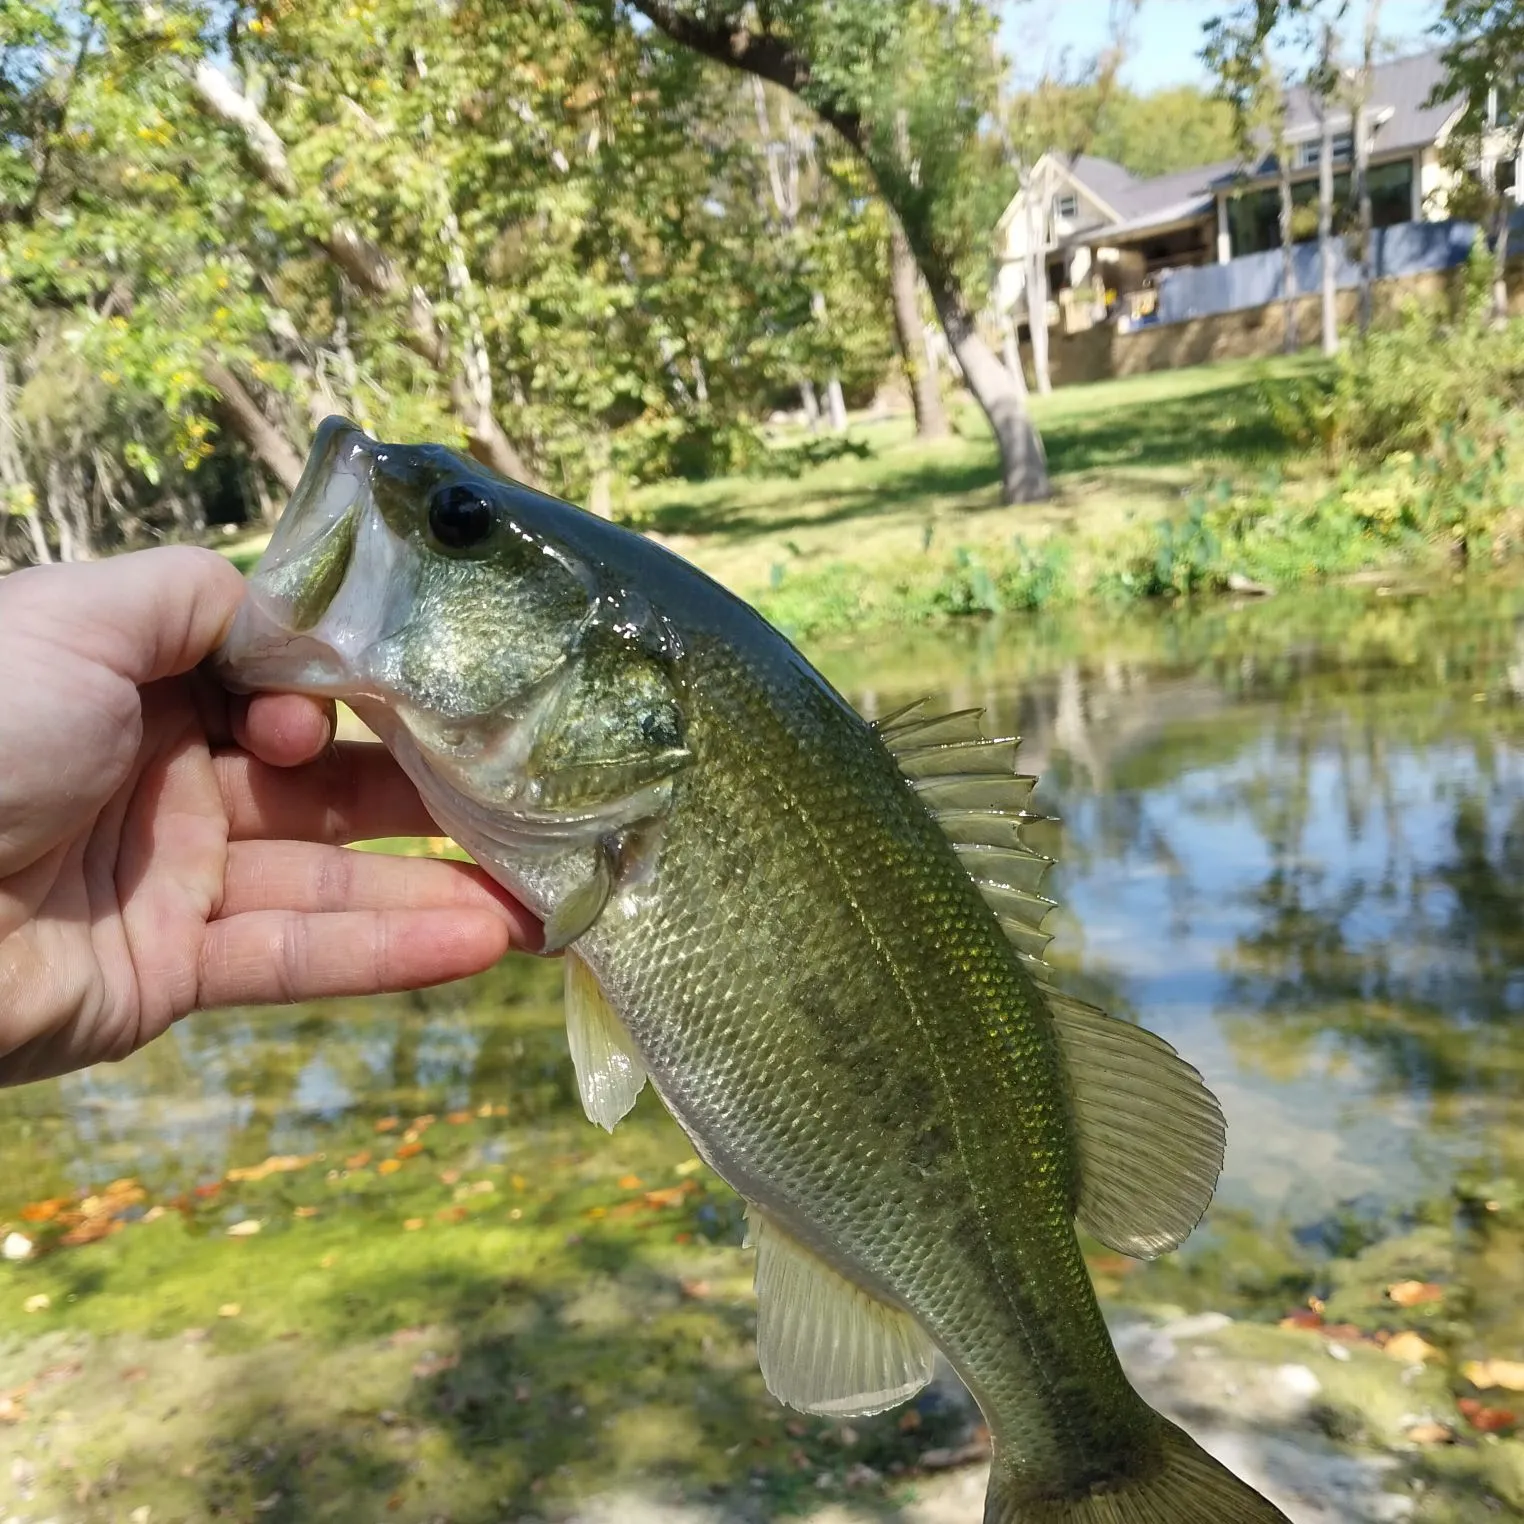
left=875, top=700, right=1224, bottom=1259
left=874, top=701, right=1053, bottom=961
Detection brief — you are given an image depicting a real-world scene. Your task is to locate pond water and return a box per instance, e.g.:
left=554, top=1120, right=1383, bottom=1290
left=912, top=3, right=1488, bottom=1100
left=3, top=580, right=1524, bottom=1519
left=8, top=579, right=1524, bottom=1281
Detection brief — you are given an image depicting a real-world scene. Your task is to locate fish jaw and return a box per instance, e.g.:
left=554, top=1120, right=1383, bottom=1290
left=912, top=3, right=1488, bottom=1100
left=215, top=417, right=416, bottom=705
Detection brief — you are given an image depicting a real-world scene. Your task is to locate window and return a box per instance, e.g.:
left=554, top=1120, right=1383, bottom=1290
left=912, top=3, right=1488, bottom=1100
left=1053, top=191, right=1079, bottom=219
left=1297, top=131, right=1354, bottom=169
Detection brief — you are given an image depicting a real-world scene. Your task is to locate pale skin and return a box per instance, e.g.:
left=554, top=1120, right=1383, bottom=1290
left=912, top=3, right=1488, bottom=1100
left=0, top=546, right=541, bottom=1088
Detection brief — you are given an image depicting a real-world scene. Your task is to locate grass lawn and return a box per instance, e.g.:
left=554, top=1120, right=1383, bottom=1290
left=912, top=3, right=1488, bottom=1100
left=221, top=354, right=1346, bottom=635
left=625, top=354, right=1320, bottom=606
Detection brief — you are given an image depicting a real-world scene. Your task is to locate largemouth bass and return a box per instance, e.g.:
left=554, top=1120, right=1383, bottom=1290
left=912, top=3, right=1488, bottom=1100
left=216, top=419, right=1289, bottom=1524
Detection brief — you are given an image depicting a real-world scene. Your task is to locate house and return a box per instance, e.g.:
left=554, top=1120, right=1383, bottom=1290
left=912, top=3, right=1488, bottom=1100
left=995, top=47, right=1498, bottom=335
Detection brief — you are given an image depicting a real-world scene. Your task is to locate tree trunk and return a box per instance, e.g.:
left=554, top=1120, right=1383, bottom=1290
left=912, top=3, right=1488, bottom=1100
left=1001, top=316, right=1025, bottom=388
left=1355, top=0, right=1383, bottom=335
left=1319, top=107, right=1338, bottom=356
left=930, top=286, right=1048, bottom=503
left=799, top=379, right=822, bottom=431
left=825, top=375, right=848, bottom=432
left=888, top=220, right=948, bottom=440
left=1277, top=154, right=1297, bottom=353
left=202, top=356, right=305, bottom=494
left=1493, top=200, right=1511, bottom=326
left=1024, top=194, right=1053, bottom=396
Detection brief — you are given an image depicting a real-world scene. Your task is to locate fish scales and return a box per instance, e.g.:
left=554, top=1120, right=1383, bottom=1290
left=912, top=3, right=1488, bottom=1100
left=215, top=418, right=1291, bottom=1524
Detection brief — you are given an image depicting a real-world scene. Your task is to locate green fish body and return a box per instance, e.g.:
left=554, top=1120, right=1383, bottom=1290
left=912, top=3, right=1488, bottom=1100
left=217, top=420, right=1289, bottom=1524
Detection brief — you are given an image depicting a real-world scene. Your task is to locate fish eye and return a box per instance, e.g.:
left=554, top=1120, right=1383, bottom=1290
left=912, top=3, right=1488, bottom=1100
left=639, top=705, right=682, bottom=749
left=427, top=483, right=496, bottom=551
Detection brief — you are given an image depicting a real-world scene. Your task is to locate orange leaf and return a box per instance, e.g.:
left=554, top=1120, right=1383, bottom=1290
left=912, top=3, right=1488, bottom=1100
left=439, top=1170, right=462, bottom=1186
left=643, top=1182, right=698, bottom=1209
left=1458, top=1397, right=1517, bottom=1432
left=1404, top=1421, right=1454, bottom=1445
left=0, top=1394, right=24, bottom=1425
left=377, top=1160, right=402, bottom=1176
left=617, top=1175, right=645, bottom=1191
left=345, top=1151, right=372, bottom=1169
left=446, top=1112, right=472, bottom=1126
left=403, top=1218, right=424, bottom=1231
left=1387, top=1280, right=1444, bottom=1308
left=1383, top=1331, right=1443, bottom=1365
left=395, top=1142, right=424, bottom=1160
left=375, top=1118, right=400, bottom=1134
left=293, top=1206, right=319, bottom=1220
left=20, top=1199, right=67, bottom=1223
left=1279, top=1309, right=1323, bottom=1331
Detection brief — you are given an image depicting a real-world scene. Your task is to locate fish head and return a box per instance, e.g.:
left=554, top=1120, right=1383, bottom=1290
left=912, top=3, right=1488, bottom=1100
left=216, top=417, right=691, bottom=859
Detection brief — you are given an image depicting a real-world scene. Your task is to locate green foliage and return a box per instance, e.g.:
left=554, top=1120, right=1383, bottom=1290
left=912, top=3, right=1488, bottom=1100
left=1266, top=283, right=1524, bottom=463
left=1087, top=86, right=1240, bottom=178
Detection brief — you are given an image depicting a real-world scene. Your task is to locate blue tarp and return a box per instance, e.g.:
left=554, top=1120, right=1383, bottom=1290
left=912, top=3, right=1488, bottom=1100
left=1153, top=215, right=1499, bottom=326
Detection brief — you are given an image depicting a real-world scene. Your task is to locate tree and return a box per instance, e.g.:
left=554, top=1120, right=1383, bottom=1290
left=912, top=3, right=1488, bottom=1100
left=1089, top=86, right=1241, bottom=178
left=623, top=0, right=1051, bottom=504
left=1428, top=0, right=1524, bottom=325
left=887, top=219, right=949, bottom=438
left=1310, top=18, right=1342, bottom=356
left=1204, top=15, right=1301, bottom=352
left=1351, top=0, right=1385, bottom=333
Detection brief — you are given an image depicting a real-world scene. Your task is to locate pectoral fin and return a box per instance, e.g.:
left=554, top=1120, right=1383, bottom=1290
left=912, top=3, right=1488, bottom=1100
left=542, top=840, right=616, bottom=953
left=746, top=1207, right=934, bottom=1417
left=564, top=950, right=647, bottom=1132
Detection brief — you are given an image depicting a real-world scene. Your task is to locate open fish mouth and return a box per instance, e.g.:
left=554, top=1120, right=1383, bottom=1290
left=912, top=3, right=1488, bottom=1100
left=215, top=417, right=414, bottom=702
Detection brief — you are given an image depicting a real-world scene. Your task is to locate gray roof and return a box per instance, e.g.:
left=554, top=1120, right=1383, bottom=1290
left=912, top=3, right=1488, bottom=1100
left=1282, top=46, right=1455, bottom=151
left=1064, top=154, right=1138, bottom=208
left=1058, top=48, right=1458, bottom=243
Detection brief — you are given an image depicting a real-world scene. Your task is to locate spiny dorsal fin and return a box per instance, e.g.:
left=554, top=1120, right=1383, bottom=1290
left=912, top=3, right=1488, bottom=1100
left=877, top=700, right=1224, bottom=1259
left=1041, top=980, right=1225, bottom=1258
left=746, top=1207, right=935, bottom=1416
left=874, top=700, right=1053, bottom=963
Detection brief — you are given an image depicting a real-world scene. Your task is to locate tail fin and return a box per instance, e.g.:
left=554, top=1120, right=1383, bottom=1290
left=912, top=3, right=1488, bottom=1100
left=984, top=1417, right=1291, bottom=1524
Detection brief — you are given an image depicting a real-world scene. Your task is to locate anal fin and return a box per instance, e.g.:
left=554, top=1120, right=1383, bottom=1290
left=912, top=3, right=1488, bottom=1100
left=1042, top=982, right=1225, bottom=1259
left=564, top=951, right=647, bottom=1132
left=747, top=1207, right=934, bottom=1417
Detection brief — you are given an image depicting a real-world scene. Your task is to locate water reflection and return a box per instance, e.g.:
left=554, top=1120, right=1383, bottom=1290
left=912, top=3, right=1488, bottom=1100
left=6, top=581, right=1524, bottom=1275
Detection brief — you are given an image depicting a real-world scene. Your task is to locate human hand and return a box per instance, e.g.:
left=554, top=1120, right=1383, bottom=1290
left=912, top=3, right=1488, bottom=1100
left=0, top=546, right=539, bottom=1087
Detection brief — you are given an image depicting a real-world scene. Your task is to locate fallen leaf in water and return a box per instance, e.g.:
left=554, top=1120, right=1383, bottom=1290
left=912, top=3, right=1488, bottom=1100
left=1383, top=1331, right=1443, bottom=1365
left=226, top=1220, right=262, bottom=1237
left=377, top=1160, right=402, bottom=1176
left=644, top=1182, right=698, bottom=1209
left=510, top=1175, right=527, bottom=1191
left=1404, top=1421, right=1454, bottom=1445
left=412, top=1115, right=436, bottom=1130
left=438, top=1207, right=468, bottom=1224
left=226, top=1155, right=314, bottom=1183
left=1279, top=1309, right=1323, bottom=1331
left=387, top=1494, right=404, bottom=1512
left=375, top=1118, right=400, bottom=1133
left=1387, top=1280, right=1444, bottom=1308
left=440, top=1169, right=462, bottom=1186
left=395, top=1142, right=424, bottom=1160
left=1463, top=1358, right=1524, bottom=1392
left=446, top=1112, right=472, bottom=1126
left=618, top=1175, right=645, bottom=1191
left=1321, top=1323, right=1365, bottom=1343
left=23, top=1294, right=50, bottom=1314
left=0, top=1395, right=23, bottom=1425
left=293, top=1206, right=319, bottom=1220
left=679, top=1278, right=710, bottom=1300
left=142, top=1205, right=165, bottom=1223
left=345, top=1151, right=372, bottom=1169
left=898, top=1409, right=922, bottom=1432
left=218, top=1303, right=242, bottom=1319
left=193, top=1182, right=222, bottom=1200
left=675, top=1159, right=703, bottom=1176
left=478, top=1102, right=493, bottom=1118
left=120, top=1367, right=147, bottom=1383
left=59, top=1217, right=122, bottom=1247
left=1459, top=1397, right=1518, bottom=1432
left=403, top=1219, right=424, bottom=1232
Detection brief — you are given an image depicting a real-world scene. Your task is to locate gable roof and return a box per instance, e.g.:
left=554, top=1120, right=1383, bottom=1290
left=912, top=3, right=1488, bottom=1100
left=1067, top=154, right=1138, bottom=204
left=1282, top=47, right=1456, bottom=151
